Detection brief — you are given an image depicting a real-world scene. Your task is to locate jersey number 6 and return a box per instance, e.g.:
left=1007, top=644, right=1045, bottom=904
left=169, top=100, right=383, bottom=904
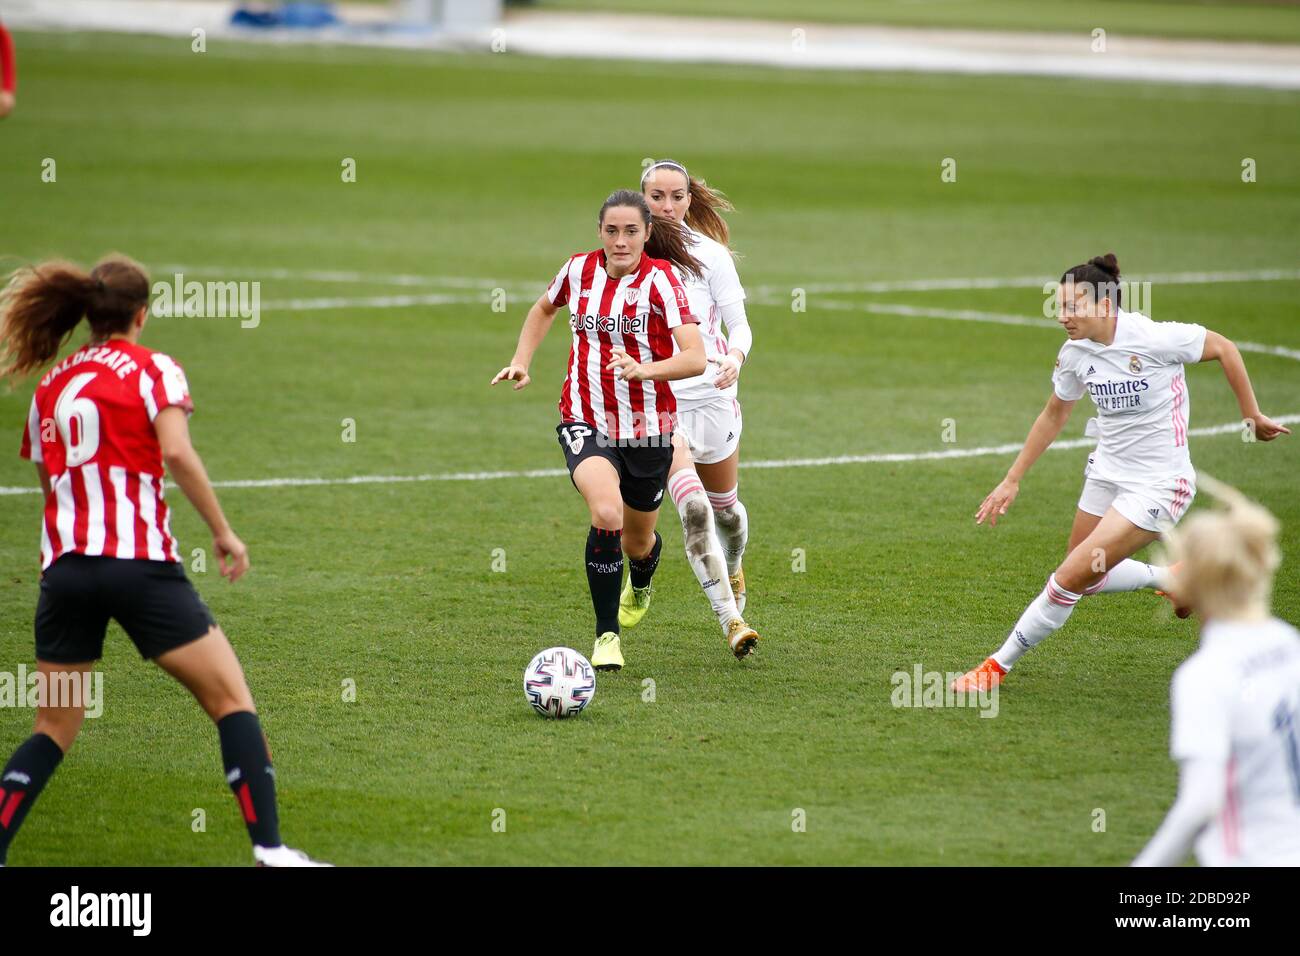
left=53, top=372, right=101, bottom=467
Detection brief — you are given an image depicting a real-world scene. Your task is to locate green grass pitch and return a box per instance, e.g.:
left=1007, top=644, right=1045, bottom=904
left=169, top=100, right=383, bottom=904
left=0, top=31, right=1297, bottom=865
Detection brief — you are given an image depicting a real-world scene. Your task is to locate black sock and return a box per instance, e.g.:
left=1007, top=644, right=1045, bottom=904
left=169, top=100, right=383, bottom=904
left=586, top=526, right=623, bottom=636
left=0, top=733, right=64, bottom=865
left=217, top=711, right=281, bottom=848
left=629, top=531, right=663, bottom=590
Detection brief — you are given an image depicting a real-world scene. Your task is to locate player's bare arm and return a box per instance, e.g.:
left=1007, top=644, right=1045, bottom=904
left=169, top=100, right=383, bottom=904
left=1199, top=330, right=1291, bottom=441
left=606, top=322, right=706, bottom=383
left=976, top=392, right=1076, bottom=527
left=155, top=406, right=248, bottom=583
left=491, top=293, right=559, bottom=391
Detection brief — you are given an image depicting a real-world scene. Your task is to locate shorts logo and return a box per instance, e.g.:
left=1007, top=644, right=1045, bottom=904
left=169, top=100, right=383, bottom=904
left=561, top=423, right=593, bottom=455
left=1148, top=508, right=1160, bottom=521
left=654, top=489, right=663, bottom=502
left=726, top=432, right=735, bottom=442
left=624, top=287, right=640, bottom=304
left=1129, top=355, right=1143, bottom=374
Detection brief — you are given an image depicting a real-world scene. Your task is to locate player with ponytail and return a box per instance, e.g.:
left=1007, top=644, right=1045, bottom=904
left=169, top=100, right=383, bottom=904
left=492, top=190, right=725, bottom=671
left=0, top=255, right=326, bottom=866
left=952, top=253, right=1289, bottom=692
left=633, top=158, right=759, bottom=660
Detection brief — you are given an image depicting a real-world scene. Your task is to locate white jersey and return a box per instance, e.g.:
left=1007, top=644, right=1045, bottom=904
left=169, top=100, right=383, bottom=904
left=1051, top=310, right=1206, bottom=484
left=1170, top=617, right=1300, bottom=866
left=670, top=226, right=746, bottom=409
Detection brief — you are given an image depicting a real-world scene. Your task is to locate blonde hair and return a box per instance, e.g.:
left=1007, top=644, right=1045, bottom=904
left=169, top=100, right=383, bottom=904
left=1160, top=473, right=1281, bottom=621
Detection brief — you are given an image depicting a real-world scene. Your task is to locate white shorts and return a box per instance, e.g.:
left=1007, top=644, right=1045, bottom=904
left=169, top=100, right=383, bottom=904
left=1077, top=459, right=1195, bottom=533
left=676, top=398, right=742, bottom=466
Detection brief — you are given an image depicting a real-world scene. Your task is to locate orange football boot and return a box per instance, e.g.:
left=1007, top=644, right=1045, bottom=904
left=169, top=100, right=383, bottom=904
left=950, top=657, right=1007, bottom=693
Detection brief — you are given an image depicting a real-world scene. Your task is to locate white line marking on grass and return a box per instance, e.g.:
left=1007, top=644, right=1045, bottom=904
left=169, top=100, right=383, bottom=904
left=767, top=301, right=1300, bottom=359
left=751, top=267, right=1300, bottom=297
left=2, top=414, right=1293, bottom=497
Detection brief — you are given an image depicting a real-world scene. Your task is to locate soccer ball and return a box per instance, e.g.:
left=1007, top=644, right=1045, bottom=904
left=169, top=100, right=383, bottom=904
left=523, top=647, right=596, bottom=718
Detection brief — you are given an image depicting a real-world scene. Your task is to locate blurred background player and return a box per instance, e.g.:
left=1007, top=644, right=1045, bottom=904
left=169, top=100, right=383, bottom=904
left=953, top=253, right=1290, bottom=692
left=0, top=21, right=16, bottom=119
left=1133, top=477, right=1300, bottom=866
left=491, top=190, right=707, bottom=671
left=0, top=255, right=326, bottom=867
left=635, top=158, right=759, bottom=659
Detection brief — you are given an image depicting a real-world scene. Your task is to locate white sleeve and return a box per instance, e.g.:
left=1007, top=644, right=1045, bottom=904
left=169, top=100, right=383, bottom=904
left=720, top=299, right=751, bottom=360
left=1132, top=756, right=1226, bottom=867
left=1169, top=659, right=1232, bottom=762
left=707, top=247, right=745, bottom=309
left=1151, top=321, right=1208, bottom=365
left=1051, top=349, right=1086, bottom=401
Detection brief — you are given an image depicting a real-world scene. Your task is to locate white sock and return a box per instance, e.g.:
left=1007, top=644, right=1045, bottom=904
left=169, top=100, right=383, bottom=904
left=707, top=487, right=747, bottom=577
left=1082, top=559, right=1161, bottom=595
left=992, top=574, right=1082, bottom=671
left=668, top=470, right=740, bottom=630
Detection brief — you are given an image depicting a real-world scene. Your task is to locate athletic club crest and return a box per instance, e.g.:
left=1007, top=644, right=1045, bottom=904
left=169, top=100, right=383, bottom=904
left=624, top=287, right=640, bottom=304
left=1129, top=355, right=1143, bottom=374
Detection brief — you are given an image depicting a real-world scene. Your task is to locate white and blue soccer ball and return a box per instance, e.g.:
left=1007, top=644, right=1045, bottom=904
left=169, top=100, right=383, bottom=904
left=523, top=647, right=596, bottom=718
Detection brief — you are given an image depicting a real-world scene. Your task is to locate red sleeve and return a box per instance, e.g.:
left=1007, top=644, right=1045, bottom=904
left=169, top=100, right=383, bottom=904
left=649, top=263, right=697, bottom=328
left=18, top=394, right=42, bottom=463
left=546, top=257, right=572, bottom=308
left=142, top=353, right=194, bottom=421
left=1, top=26, right=16, bottom=94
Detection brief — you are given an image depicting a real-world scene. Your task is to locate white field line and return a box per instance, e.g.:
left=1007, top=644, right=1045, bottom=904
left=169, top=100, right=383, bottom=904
left=156, top=264, right=1300, bottom=314
left=1, top=414, right=1295, bottom=497
left=761, top=298, right=1300, bottom=362
left=750, top=268, right=1300, bottom=297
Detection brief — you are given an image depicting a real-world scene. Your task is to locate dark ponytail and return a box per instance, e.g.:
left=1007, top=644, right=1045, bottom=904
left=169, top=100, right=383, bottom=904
left=1061, top=253, right=1122, bottom=308
left=0, top=255, right=150, bottom=379
left=599, top=189, right=704, bottom=282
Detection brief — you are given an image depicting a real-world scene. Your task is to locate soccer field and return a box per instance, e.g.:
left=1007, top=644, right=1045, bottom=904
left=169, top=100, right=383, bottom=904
left=1, top=30, right=1298, bottom=866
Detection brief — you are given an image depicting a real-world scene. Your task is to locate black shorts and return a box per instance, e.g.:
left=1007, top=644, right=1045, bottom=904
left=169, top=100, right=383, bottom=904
left=35, top=554, right=216, bottom=664
left=557, top=421, right=674, bottom=513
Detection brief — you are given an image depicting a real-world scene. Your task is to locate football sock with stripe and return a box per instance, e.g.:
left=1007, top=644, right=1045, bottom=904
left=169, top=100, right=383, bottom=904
left=0, top=733, right=64, bottom=865
left=708, top=488, right=748, bottom=577
left=669, top=470, right=741, bottom=629
left=217, top=711, right=282, bottom=849
left=993, top=574, right=1082, bottom=671
left=1082, top=559, right=1160, bottom=595
left=628, top=530, right=662, bottom=590
left=586, top=526, right=623, bottom=636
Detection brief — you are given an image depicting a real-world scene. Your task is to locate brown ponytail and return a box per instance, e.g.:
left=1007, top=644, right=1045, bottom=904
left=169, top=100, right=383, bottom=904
left=599, top=189, right=704, bottom=282
left=0, top=254, right=150, bottom=379
left=640, top=158, right=736, bottom=250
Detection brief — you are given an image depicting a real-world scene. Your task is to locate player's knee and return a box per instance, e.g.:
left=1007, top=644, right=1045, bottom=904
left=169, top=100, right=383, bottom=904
left=590, top=500, right=623, bottom=531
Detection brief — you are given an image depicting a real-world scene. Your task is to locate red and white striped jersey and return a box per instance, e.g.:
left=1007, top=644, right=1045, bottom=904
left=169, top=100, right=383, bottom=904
left=547, top=250, right=696, bottom=440
left=19, top=340, right=194, bottom=569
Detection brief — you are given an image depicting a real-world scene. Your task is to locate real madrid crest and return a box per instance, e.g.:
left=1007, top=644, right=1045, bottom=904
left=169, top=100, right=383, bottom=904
left=1129, top=355, right=1142, bottom=374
